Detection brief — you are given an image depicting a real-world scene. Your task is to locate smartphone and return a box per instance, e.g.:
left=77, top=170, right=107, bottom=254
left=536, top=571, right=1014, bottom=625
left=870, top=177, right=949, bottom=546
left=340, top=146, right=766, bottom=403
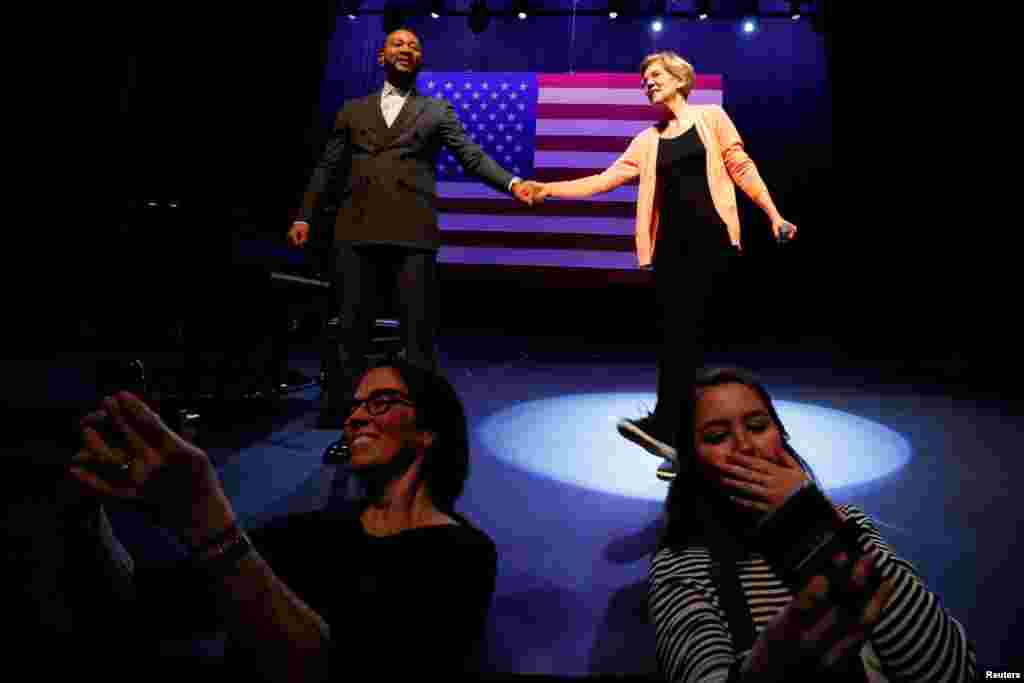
left=754, top=482, right=863, bottom=590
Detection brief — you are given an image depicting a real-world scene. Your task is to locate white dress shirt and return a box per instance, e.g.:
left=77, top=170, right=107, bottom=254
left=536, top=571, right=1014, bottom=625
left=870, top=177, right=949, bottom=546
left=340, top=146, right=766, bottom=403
left=381, top=81, right=410, bottom=128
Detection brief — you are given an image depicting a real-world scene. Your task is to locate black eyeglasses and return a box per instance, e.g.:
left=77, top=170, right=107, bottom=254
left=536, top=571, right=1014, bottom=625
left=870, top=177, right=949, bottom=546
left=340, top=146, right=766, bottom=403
left=341, top=391, right=415, bottom=421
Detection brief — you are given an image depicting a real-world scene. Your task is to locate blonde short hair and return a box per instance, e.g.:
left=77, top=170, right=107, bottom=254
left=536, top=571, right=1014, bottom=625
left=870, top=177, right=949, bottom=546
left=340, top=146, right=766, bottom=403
left=639, top=51, right=696, bottom=99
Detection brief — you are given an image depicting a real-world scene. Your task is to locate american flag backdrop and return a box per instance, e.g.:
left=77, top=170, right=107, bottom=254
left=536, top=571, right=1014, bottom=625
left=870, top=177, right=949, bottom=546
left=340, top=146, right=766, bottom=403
left=416, top=72, right=724, bottom=272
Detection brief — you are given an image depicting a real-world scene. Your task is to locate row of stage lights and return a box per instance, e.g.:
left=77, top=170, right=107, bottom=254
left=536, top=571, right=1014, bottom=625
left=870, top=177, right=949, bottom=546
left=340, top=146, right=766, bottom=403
left=344, top=2, right=810, bottom=35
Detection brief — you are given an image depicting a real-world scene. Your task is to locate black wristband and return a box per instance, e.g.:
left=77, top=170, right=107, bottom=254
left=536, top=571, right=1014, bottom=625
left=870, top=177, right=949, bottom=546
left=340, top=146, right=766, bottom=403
left=191, top=522, right=240, bottom=555
left=193, top=532, right=253, bottom=579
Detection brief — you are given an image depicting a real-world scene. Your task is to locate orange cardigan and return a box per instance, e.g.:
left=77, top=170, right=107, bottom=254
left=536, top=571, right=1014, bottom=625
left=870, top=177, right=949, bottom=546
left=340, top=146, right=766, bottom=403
left=545, top=104, right=780, bottom=267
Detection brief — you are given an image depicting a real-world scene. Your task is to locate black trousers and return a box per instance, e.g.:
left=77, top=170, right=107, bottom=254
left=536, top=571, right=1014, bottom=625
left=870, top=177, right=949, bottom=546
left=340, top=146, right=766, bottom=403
left=651, top=244, right=735, bottom=446
left=324, top=243, right=440, bottom=401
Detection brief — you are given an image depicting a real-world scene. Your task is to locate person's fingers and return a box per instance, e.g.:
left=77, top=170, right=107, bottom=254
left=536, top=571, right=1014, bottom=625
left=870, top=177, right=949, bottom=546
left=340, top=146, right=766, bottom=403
left=115, top=391, right=168, bottom=435
left=79, top=408, right=108, bottom=429
left=791, top=573, right=832, bottom=627
left=718, top=475, right=768, bottom=500
left=726, top=453, right=777, bottom=475
left=815, top=556, right=887, bottom=671
left=860, top=574, right=898, bottom=628
left=106, top=395, right=151, bottom=461
left=77, top=426, right=121, bottom=466
left=819, top=626, right=867, bottom=671
left=67, top=463, right=140, bottom=499
left=823, top=551, right=894, bottom=633
left=802, top=557, right=861, bottom=658
left=115, top=391, right=181, bottom=457
left=803, top=602, right=844, bottom=650
left=773, top=449, right=799, bottom=468
left=74, top=416, right=140, bottom=485
left=846, top=550, right=875, bottom=587
left=729, top=495, right=769, bottom=513
left=847, top=550, right=887, bottom=602
left=67, top=465, right=120, bottom=497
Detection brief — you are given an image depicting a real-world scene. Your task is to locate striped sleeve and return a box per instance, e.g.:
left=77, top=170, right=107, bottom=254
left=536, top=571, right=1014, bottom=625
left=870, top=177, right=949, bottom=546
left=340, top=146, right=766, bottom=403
left=840, top=505, right=978, bottom=682
left=648, top=547, right=740, bottom=683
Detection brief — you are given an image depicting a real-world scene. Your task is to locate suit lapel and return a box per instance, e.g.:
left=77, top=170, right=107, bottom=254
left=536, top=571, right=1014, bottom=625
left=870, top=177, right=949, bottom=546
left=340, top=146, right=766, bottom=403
left=367, top=91, right=390, bottom=147
left=379, top=92, right=428, bottom=148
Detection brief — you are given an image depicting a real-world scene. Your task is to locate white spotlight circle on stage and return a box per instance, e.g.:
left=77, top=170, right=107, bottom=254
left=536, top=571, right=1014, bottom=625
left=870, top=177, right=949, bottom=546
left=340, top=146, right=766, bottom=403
left=476, top=393, right=912, bottom=501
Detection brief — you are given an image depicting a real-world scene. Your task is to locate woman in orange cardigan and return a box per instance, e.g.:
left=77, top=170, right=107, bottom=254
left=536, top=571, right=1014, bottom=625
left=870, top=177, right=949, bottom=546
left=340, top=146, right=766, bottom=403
left=530, top=51, right=797, bottom=475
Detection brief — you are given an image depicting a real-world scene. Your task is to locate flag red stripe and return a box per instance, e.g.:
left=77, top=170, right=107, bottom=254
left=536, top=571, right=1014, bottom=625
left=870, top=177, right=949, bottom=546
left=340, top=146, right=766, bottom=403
left=536, top=103, right=670, bottom=121
left=538, top=73, right=723, bottom=90
left=536, top=135, right=633, bottom=152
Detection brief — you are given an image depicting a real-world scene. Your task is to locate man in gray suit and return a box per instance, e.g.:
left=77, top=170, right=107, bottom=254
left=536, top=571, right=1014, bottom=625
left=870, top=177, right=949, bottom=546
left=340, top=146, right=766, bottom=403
left=288, top=27, right=538, bottom=423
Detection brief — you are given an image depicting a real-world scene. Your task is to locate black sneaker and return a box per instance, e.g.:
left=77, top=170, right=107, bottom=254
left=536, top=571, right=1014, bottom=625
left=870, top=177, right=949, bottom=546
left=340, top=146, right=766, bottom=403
left=616, top=414, right=678, bottom=462
left=656, top=459, right=677, bottom=481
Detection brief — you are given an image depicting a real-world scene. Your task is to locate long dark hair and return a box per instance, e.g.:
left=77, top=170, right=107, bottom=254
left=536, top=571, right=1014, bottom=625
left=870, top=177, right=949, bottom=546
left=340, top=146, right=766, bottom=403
left=659, top=367, right=819, bottom=553
left=654, top=369, right=877, bottom=677
left=358, top=359, right=470, bottom=514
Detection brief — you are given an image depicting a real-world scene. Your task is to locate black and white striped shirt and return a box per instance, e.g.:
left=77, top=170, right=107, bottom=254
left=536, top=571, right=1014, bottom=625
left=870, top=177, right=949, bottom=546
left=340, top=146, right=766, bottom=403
left=648, top=505, right=977, bottom=682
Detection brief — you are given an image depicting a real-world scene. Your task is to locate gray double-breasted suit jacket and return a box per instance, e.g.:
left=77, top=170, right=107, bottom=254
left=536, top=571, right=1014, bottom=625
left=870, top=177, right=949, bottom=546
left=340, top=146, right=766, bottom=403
left=299, top=86, right=517, bottom=250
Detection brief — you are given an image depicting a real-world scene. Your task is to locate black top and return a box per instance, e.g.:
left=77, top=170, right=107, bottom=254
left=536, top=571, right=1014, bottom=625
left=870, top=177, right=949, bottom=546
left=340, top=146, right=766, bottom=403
left=654, top=126, right=731, bottom=263
left=235, top=507, right=498, bottom=677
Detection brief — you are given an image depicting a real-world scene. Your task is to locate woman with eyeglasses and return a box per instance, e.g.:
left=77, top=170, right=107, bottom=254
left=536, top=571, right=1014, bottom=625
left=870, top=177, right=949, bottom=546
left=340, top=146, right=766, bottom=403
left=524, top=51, right=797, bottom=476
left=68, top=359, right=497, bottom=679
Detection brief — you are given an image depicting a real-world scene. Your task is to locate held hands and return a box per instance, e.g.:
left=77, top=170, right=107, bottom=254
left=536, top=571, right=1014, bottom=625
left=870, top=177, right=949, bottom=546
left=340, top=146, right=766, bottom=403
left=744, top=549, right=898, bottom=679
left=711, top=452, right=810, bottom=516
left=511, top=180, right=550, bottom=207
left=287, top=222, right=310, bottom=248
left=69, top=392, right=235, bottom=547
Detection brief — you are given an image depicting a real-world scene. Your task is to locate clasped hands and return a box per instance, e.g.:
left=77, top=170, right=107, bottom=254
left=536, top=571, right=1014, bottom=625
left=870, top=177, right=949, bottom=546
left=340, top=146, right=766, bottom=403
left=511, top=180, right=550, bottom=207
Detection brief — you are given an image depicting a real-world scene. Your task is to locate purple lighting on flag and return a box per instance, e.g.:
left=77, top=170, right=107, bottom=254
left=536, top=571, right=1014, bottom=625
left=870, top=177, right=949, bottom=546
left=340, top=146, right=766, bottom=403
left=418, top=72, right=724, bottom=272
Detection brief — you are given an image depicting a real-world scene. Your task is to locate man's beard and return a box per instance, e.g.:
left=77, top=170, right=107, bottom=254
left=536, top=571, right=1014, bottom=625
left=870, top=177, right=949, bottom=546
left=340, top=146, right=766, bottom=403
left=385, top=57, right=418, bottom=84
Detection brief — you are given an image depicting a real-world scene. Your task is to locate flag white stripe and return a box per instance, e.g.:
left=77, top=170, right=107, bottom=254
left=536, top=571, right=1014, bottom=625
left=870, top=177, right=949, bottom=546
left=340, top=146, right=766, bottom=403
left=535, top=150, right=623, bottom=168
left=440, top=213, right=635, bottom=235
left=438, top=181, right=637, bottom=202
left=439, top=246, right=640, bottom=269
left=535, top=119, right=653, bottom=137
left=538, top=87, right=722, bottom=106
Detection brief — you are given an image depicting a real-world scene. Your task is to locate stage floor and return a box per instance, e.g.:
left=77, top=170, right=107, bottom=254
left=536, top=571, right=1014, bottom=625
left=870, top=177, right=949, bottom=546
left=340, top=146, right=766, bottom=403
left=104, top=334, right=1020, bottom=675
